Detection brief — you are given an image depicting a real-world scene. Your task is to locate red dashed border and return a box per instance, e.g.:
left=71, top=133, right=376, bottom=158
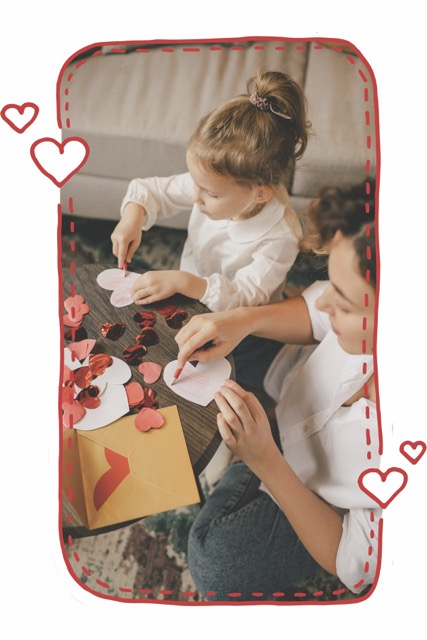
left=58, top=36, right=383, bottom=604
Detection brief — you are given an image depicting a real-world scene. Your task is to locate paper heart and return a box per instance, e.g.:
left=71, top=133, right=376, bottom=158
left=138, top=362, right=162, bottom=384
left=125, top=381, right=145, bottom=408
left=96, top=268, right=140, bottom=307
left=62, top=399, right=86, bottom=429
left=164, top=358, right=232, bottom=406
left=135, top=407, right=165, bottom=432
left=358, top=467, right=408, bottom=508
left=1, top=102, right=39, bottom=133
left=66, top=339, right=96, bottom=363
left=30, top=136, right=90, bottom=187
left=399, top=440, right=427, bottom=465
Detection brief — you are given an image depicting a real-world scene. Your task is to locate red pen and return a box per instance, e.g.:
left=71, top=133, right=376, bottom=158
left=122, top=261, right=128, bottom=277
left=170, top=367, right=183, bottom=386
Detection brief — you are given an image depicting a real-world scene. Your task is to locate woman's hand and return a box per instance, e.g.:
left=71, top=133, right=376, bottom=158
left=174, top=309, right=251, bottom=368
left=131, top=270, right=207, bottom=305
left=214, top=379, right=278, bottom=471
left=111, top=203, right=146, bottom=268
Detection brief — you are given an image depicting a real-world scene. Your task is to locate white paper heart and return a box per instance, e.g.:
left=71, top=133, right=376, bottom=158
left=163, top=358, right=232, bottom=406
left=74, top=355, right=131, bottom=395
left=73, top=383, right=130, bottom=431
left=96, top=268, right=140, bottom=307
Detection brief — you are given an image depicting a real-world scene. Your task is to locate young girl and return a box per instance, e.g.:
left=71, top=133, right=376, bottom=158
left=110, top=69, right=310, bottom=314
left=174, top=180, right=380, bottom=601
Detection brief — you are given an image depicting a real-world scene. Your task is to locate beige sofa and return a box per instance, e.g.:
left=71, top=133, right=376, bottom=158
left=59, top=39, right=377, bottom=228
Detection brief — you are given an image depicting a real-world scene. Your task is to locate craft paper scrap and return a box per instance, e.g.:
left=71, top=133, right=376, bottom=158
left=163, top=358, right=232, bottom=406
left=62, top=405, right=200, bottom=529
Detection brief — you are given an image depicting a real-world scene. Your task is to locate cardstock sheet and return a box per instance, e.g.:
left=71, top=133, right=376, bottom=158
left=62, top=405, right=200, bottom=529
left=163, top=358, right=232, bottom=406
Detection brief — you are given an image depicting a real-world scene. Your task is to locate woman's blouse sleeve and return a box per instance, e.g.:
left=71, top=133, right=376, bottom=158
left=301, top=280, right=331, bottom=341
left=120, top=172, right=194, bottom=229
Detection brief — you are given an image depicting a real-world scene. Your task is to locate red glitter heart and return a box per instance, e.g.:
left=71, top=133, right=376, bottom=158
left=76, top=385, right=101, bottom=409
left=133, top=311, right=156, bottom=327
left=165, top=309, right=188, bottom=329
left=88, top=353, right=113, bottom=376
left=135, top=327, right=159, bottom=346
left=123, top=344, right=148, bottom=365
left=101, top=322, right=126, bottom=341
left=64, top=326, right=88, bottom=342
left=73, top=366, right=94, bottom=389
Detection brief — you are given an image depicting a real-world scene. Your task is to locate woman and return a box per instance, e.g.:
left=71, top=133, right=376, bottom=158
left=175, top=180, right=380, bottom=601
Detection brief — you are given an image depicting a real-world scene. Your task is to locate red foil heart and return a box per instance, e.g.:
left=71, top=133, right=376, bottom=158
left=141, top=387, right=158, bottom=409
left=73, top=366, right=94, bottom=389
left=165, top=309, right=188, bottom=329
left=135, top=327, right=159, bottom=346
left=88, top=353, right=113, bottom=376
left=133, top=311, right=156, bottom=327
left=64, top=326, right=88, bottom=342
left=101, top=322, right=126, bottom=340
left=154, top=298, right=178, bottom=316
left=123, top=344, right=147, bottom=365
left=76, top=385, right=101, bottom=409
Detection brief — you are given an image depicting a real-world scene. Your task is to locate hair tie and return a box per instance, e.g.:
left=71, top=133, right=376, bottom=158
left=250, top=91, right=292, bottom=120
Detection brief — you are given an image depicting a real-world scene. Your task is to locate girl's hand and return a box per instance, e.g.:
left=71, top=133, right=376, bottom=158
left=131, top=270, right=207, bottom=305
left=174, top=309, right=250, bottom=368
left=111, top=203, right=146, bottom=268
left=214, top=379, right=278, bottom=471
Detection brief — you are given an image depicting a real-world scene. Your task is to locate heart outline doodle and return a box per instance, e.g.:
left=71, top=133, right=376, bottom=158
left=30, top=136, right=90, bottom=187
left=1, top=102, right=40, bottom=133
left=358, top=466, right=408, bottom=509
left=399, top=440, right=427, bottom=465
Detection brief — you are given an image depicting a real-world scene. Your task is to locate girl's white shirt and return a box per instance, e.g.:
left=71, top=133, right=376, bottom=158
left=262, top=281, right=381, bottom=594
left=121, top=172, right=300, bottom=311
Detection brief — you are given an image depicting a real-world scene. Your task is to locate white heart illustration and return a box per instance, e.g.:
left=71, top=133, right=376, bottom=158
left=164, top=358, right=232, bottom=406
left=30, top=136, right=90, bottom=187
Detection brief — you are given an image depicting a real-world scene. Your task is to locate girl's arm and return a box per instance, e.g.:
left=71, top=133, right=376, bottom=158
left=215, top=379, right=343, bottom=575
left=175, top=295, right=315, bottom=368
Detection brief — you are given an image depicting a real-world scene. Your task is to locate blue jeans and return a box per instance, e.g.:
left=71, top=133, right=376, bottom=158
left=188, top=461, right=331, bottom=601
left=232, top=335, right=283, bottom=391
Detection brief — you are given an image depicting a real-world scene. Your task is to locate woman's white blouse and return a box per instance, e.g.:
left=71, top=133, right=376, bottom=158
left=263, top=281, right=381, bottom=594
left=121, top=173, right=300, bottom=311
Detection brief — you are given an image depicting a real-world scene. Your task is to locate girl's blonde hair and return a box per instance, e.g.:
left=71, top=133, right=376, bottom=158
left=187, top=69, right=310, bottom=197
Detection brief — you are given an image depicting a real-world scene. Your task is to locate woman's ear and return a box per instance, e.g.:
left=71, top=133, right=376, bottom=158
left=254, top=185, right=273, bottom=203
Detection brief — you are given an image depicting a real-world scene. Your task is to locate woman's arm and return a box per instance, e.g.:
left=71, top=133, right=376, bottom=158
left=215, top=379, right=343, bottom=575
left=175, top=295, right=315, bottom=368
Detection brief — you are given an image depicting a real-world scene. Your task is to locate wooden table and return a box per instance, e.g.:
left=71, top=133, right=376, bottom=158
left=62, top=263, right=232, bottom=537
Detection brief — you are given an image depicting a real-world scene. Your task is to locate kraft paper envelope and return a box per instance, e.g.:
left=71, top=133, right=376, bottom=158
left=62, top=405, right=200, bottom=530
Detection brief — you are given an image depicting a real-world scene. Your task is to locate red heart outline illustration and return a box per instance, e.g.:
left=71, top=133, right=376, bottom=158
left=358, top=467, right=408, bottom=509
left=1, top=102, right=39, bottom=133
left=399, top=440, right=427, bottom=465
left=30, top=136, right=90, bottom=187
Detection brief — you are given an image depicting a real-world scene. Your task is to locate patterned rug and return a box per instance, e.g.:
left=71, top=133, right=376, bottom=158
left=60, top=214, right=360, bottom=605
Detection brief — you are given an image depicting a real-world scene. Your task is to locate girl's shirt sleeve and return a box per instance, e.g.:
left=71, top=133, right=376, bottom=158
left=199, top=233, right=299, bottom=312
left=120, top=173, right=194, bottom=229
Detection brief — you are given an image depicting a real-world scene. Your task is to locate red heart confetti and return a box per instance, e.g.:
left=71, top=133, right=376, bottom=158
left=154, top=298, right=178, bottom=316
left=123, top=344, right=148, bottom=365
left=133, top=311, right=156, bottom=327
left=135, top=327, right=160, bottom=346
left=125, top=381, right=146, bottom=408
left=64, top=326, right=88, bottom=342
left=141, top=387, right=158, bottom=409
left=73, top=366, right=94, bottom=389
left=399, top=440, right=427, bottom=465
left=358, top=467, right=408, bottom=509
left=138, top=362, right=162, bottom=384
left=135, top=407, right=165, bottom=432
left=101, top=322, right=126, bottom=341
left=88, top=353, right=113, bottom=376
left=165, top=309, right=188, bottom=329
left=76, top=385, right=101, bottom=409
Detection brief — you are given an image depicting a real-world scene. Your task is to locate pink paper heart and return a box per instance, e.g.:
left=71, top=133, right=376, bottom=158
left=1, top=102, right=39, bottom=133
left=67, top=339, right=96, bottom=362
left=30, top=136, right=90, bottom=187
left=125, top=381, right=145, bottom=408
left=62, top=399, right=86, bottom=429
left=358, top=467, right=408, bottom=508
left=135, top=407, right=164, bottom=432
left=138, top=362, right=162, bottom=384
left=399, top=440, right=426, bottom=465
